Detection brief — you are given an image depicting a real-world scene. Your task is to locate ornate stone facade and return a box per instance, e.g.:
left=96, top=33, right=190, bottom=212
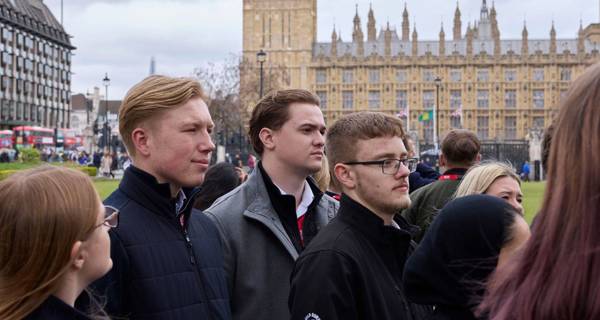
left=243, top=0, right=600, bottom=141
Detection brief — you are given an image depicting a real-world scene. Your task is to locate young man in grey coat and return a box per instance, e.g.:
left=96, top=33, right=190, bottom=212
left=204, top=89, right=339, bottom=320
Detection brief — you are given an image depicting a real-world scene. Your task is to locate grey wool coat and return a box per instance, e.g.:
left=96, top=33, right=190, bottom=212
left=204, top=167, right=339, bottom=320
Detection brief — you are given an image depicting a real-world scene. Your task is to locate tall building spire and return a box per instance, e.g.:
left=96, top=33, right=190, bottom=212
left=331, top=25, right=338, bottom=56
left=352, top=4, right=364, bottom=44
left=550, top=21, right=557, bottom=54
left=384, top=21, right=392, bottom=56
left=480, top=0, right=489, bottom=21
left=402, top=3, right=410, bottom=41
left=412, top=23, right=418, bottom=56
left=149, top=56, right=156, bottom=75
left=439, top=22, right=446, bottom=56
left=453, top=2, right=462, bottom=40
left=367, top=3, right=376, bottom=41
left=521, top=21, right=529, bottom=56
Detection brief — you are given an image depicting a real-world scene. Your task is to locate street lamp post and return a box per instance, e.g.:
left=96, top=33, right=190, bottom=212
left=257, top=50, right=267, bottom=98
left=434, top=76, right=442, bottom=153
left=102, top=73, right=110, bottom=152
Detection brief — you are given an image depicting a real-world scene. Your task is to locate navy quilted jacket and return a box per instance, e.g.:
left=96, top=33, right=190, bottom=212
left=79, top=166, right=231, bottom=320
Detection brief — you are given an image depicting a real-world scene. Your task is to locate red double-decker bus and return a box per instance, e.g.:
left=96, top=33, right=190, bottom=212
left=13, top=126, right=54, bottom=149
left=57, top=128, right=82, bottom=150
left=0, top=130, right=12, bottom=149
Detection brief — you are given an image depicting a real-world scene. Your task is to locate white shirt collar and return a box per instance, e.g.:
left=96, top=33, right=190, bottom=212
left=275, top=180, right=315, bottom=219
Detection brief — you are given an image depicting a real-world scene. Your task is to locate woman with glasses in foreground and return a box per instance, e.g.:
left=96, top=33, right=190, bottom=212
left=0, top=166, right=118, bottom=320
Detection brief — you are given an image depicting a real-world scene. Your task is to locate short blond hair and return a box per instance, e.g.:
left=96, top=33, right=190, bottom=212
left=454, top=162, right=520, bottom=198
left=326, top=112, right=405, bottom=173
left=119, top=75, right=205, bottom=156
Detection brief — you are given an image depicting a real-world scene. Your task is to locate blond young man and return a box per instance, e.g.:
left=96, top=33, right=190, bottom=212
left=204, top=89, right=339, bottom=320
left=289, top=112, right=431, bottom=320
left=77, top=76, right=231, bottom=320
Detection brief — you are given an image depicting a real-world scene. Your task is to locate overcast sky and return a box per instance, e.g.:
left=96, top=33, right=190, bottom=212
left=43, top=0, right=599, bottom=100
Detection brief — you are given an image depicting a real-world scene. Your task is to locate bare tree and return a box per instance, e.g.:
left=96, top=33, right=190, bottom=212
left=192, top=54, right=290, bottom=156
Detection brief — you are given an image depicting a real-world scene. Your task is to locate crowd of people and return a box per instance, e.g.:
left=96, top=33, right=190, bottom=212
left=1, top=61, right=599, bottom=320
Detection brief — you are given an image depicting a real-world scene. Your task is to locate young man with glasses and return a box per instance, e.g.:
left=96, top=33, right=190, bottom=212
left=289, top=112, right=431, bottom=320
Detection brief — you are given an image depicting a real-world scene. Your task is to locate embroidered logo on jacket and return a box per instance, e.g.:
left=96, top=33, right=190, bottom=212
left=305, top=313, right=321, bottom=320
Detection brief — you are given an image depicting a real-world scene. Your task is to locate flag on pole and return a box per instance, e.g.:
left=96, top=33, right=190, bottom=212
left=418, top=111, right=434, bottom=122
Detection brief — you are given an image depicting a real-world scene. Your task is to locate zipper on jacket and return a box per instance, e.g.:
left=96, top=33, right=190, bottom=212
left=183, top=228, right=196, bottom=265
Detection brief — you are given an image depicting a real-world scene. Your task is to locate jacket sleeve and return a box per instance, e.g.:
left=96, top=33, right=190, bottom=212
left=77, top=230, right=130, bottom=317
left=289, top=250, right=358, bottom=320
left=204, top=210, right=236, bottom=297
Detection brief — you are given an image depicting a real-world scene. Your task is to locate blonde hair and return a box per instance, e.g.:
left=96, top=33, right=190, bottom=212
left=119, top=75, right=205, bottom=156
left=313, top=155, right=331, bottom=192
left=0, top=166, right=101, bottom=320
left=454, top=162, right=520, bottom=198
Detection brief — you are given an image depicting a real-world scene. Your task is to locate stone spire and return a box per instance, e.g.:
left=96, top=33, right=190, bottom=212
left=480, top=0, right=489, bottom=21
left=439, top=23, right=446, bottom=56
left=466, top=22, right=473, bottom=56
left=521, top=21, right=529, bottom=56
left=384, top=22, right=392, bottom=56
left=331, top=26, right=338, bottom=56
left=453, top=2, right=462, bottom=40
left=578, top=20, right=585, bottom=55
left=490, top=1, right=500, bottom=39
left=412, top=23, right=418, bottom=56
left=402, top=3, right=410, bottom=41
left=352, top=5, right=364, bottom=43
left=367, top=3, right=376, bottom=41
left=550, top=21, right=557, bottom=54
left=352, top=5, right=365, bottom=56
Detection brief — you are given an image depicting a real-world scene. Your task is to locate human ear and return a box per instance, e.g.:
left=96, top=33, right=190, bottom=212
left=259, top=128, right=276, bottom=151
left=131, top=128, right=150, bottom=156
left=439, top=153, right=447, bottom=167
left=70, top=241, right=85, bottom=270
left=334, top=164, right=356, bottom=190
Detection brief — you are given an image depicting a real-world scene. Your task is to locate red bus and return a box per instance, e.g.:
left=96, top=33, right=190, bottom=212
left=13, top=126, right=54, bottom=149
left=0, top=130, right=12, bottom=149
left=57, top=128, right=82, bottom=150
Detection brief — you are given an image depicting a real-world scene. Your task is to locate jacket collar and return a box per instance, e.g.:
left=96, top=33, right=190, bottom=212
left=441, top=167, right=469, bottom=176
left=27, top=295, right=91, bottom=319
left=118, top=166, right=198, bottom=219
left=242, top=164, right=300, bottom=259
left=337, top=194, right=412, bottom=246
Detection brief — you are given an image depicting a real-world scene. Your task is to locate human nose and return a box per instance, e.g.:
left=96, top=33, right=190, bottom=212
left=510, top=198, right=524, bottom=215
left=199, top=130, right=215, bottom=152
left=395, top=160, right=410, bottom=178
left=314, top=131, right=325, bottom=146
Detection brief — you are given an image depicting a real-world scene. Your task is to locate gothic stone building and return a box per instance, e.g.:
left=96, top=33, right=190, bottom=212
left=242, top=0, right=600, bottom=142
left=0, top=0, right=74, bottom=130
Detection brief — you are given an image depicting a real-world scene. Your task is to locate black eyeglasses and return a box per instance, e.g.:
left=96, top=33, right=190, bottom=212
left=96, top=205, right=119, bottom=229
left=343, top=158, right=419, bottom=175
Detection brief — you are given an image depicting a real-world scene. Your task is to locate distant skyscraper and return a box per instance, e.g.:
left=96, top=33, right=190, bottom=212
left=149, top=56, right=156, bottom=75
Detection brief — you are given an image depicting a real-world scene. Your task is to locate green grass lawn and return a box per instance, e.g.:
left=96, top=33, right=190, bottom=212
left=522, top=182, right=545, bottom=224
left=93, top=179, right=120, bottom=200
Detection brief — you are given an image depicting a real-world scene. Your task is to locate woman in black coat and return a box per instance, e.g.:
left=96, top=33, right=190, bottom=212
left=402, top=195, right=530, bottom=320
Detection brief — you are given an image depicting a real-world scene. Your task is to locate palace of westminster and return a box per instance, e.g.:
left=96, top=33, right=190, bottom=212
left=243, top=0, right=600, bottom=142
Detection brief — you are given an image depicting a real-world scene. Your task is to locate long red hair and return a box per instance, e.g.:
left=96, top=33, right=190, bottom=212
left=479, top=62, right=600, bottom=319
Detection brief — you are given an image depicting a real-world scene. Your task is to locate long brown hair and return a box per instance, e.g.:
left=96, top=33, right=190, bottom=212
left=479, top=62, right=600, bottom=319
left=0, top=166, right=100, bottom=320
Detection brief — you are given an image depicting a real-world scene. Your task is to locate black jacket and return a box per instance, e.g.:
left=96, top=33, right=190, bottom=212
left=77, top=166, right=231, bottom=320
left=289, top=194, right=432, bottom=320
left=26, top=295, right=90, bottom=320
left=409, top=163, right=440, bottom=193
